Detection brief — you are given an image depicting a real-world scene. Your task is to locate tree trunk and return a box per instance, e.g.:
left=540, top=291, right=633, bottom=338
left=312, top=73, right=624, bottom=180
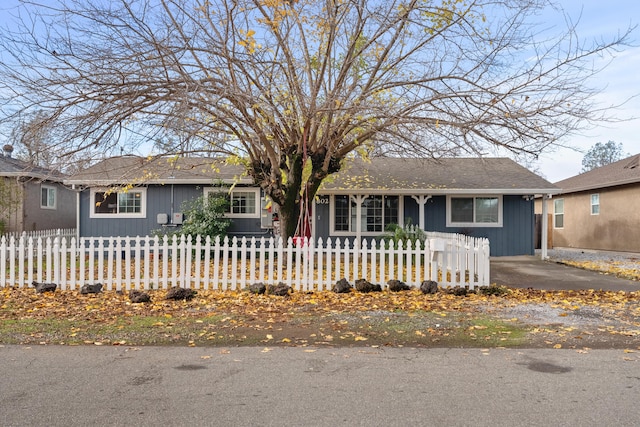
left=251, top=149, right=341, bottom=243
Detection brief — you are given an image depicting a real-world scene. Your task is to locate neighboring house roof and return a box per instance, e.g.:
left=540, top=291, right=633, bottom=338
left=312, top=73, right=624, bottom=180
left=0, top=152, right=64, bottom=181
left=66, top=155, right=558, bottom=195
left=554, top=153, right=640, bottom=194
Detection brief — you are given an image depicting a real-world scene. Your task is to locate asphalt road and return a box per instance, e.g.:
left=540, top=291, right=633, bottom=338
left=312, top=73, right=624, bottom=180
left=490, top=256, right=640, bottom=292
left=1, top=345, right=639, bottom=426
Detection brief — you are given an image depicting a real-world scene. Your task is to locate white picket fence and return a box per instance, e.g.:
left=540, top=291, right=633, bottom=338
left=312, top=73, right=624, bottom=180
left=1, top=228, right=76, bottom=241
left=0, top=233, right=490, bottom=291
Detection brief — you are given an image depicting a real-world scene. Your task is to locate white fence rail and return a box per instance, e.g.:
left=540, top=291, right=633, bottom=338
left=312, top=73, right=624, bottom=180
left=0, top=233, right=490, bottom=291
left=1, top=228, right=76, bottom=241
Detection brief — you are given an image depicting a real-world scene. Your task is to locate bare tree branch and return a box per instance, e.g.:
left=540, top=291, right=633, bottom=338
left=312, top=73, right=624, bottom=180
left=0, top=0, right=634, bottom=237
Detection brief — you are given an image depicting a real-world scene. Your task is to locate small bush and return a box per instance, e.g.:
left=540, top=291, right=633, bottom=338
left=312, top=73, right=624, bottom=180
left=157, top=194, right=231, bottom=242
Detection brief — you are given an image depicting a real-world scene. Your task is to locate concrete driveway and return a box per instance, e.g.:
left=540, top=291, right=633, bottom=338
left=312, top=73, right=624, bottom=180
left=490, top=256, right=640, bottom=292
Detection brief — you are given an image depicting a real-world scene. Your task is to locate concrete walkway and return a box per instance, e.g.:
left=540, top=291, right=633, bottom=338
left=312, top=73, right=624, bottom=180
left=490, top=256, right=640, bottom=292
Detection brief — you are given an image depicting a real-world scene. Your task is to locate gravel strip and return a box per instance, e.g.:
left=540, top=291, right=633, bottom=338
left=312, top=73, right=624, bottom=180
left=539, top=248, right=640, bottom=272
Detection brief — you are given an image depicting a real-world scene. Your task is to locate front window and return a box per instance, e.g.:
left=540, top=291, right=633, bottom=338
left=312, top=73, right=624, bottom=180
left=591, top=194, right=599, bottom=215
left=554, top=198, right=564, bottom=228
left=41, top=185, right=56, bottom=209
left=333, top=195, right=399, bottom=233
left=91, top=188, right=146, bottom=218
left=447, top=196, right=501, bottom=227
left=204, top=187, right=260, bottom=218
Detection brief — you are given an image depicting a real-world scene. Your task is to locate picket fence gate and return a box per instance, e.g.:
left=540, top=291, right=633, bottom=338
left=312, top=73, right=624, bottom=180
left=0, top=233, right=490, bottom=291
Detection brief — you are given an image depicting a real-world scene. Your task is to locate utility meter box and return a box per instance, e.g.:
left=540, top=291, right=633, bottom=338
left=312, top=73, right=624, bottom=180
left=156, top=213, right=169, bottom=225
left=429, top=238, right=445, bottom=252
left=173, top=212, right=184, bottom=225
left=260, top=197, right=274, bottom=229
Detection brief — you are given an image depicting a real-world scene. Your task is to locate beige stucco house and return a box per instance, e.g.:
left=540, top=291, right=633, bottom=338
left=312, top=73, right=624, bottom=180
left=536, top=153, right=640, bottom=253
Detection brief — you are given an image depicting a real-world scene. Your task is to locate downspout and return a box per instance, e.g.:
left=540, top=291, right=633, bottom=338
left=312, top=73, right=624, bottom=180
left=541, top=194, right=550, bottom=259
left=16, top=177, right=24, bottom=232
left=170, top=184, right=174, bottom=219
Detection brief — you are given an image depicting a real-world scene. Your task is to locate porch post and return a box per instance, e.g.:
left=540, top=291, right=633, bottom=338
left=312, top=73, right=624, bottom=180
left=350, top=195, right=367, bottom=248
left=541, top=194, right=550, bottom=259
left=411, top=195, right=432, bottom=230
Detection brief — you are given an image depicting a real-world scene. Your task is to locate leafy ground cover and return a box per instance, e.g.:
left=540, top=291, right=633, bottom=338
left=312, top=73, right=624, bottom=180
left=1, top=286, right=639, bottom=352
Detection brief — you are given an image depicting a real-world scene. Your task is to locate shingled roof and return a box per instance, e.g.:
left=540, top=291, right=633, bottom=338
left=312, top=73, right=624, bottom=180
left=554, top=153, right=640, bottom=194
left=321, top=157, right=558, bottom=195
left=65, top=156, right=250, bottom=185
left=0, top=153, right=64, bottom=181
left=66, top=155, right=558, bottom=195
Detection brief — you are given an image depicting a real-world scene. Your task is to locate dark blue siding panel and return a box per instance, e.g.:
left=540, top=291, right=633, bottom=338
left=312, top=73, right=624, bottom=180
left=400, top=195, right=533, bottom=256
left=402, top=196, right=419, bottom=226
left=315, top=197, right=330, bottom=241
left=80, top=185, right=268, bottom=238
left=80, top=186, right=535, bottom=255
left=419, top=195, right=533, bottom=256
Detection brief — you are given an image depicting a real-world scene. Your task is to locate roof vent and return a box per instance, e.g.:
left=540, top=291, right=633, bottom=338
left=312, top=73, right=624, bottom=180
left=623, top=155, right=639, bottom=170
left=2, top=144, right=13, bottom=158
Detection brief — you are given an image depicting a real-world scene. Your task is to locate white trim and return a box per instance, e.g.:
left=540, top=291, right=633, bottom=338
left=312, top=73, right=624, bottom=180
left=40, top=184, right=57, bottom=210
left=446, top=195, right=503, bottom=228
left=204, top=187, right=261, bottom=219
left=329, top=194, right=405, bottom=236
left=553, top=198, right=564, bottom=229
left=590, top=193, right=600, bottom=215
left=89, top=187, right=147, bottom=219
left=319, top=188, right=561, bottom=196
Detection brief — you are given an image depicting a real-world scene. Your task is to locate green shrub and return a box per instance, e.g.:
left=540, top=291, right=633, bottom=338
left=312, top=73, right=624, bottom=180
left=380, top=221, right=426, bottom=247
left=159, top=194, right=231, bottom=242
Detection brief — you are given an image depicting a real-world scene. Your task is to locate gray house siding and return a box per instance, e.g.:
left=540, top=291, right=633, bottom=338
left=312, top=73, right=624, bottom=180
left=23, top=181, right=76, bottom=231
left=4, top=180, right=76, bottom=232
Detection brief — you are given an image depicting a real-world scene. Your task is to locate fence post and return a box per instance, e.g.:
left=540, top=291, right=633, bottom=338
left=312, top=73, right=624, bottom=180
left=27, top=237, right=34, bottom=287
left=17, top=235, right=26, bottom=288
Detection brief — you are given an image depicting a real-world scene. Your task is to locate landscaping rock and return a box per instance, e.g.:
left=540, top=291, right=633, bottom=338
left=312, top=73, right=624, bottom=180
left=80, top=283, right=103, bottom=294
left=355, top=278, right=381, bottom=293
left=387, top=279, right=411, bottom=292
left=166, top=287, right=197, bottom=301
left=129, top=290, right=151, bottom=303
left=246, top=283, right=267, bottom=294
left=267, top=283, right=292, bottom=296
left=332, top=278, right=353, bottom=293
left=32, top=281, right=57, bottom=293
left=450, top=286, right=468, bottom=296
left=419, top=280, right=439, bottom=294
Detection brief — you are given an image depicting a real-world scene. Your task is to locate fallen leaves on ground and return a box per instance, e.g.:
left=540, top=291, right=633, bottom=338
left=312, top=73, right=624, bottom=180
left=559, top=260, right=640, bottom=281
left=0, top=286, right=639, bottom=349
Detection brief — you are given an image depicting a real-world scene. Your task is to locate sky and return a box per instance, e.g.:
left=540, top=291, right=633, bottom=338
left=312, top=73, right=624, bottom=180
left=0, top=0, right=638, bottom=183
left=532, top=1, right=640, bottom=182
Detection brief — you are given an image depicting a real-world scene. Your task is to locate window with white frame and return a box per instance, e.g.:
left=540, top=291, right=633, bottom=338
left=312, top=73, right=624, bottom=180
left=41, top=185, right=56, bottom=209
left=332, top=195, right=399, bottom=233
left=204, top=187, right=260, bottom=218
left=446, top=196, right=502, bottom=227
left=554, top=198, right=564, bottom=228
left=90, top=188, right=146, bottom=218
left=591, top=194, right=600, bottom=215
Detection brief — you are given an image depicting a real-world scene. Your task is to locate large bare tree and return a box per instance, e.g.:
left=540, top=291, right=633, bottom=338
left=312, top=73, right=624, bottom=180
left=0, top=0, right=633, bottom=238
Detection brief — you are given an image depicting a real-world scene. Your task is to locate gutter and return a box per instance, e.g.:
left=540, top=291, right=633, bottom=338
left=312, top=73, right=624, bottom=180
left=318, top=188, right=563, bottom=196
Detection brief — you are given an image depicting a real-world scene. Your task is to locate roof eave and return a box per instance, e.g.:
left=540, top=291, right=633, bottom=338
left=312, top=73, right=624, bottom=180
left=319, top=188, right=561, bottom=195
left=64, top=178, right=254, bottom=186
left=556, top=177, right=640, bottom=194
